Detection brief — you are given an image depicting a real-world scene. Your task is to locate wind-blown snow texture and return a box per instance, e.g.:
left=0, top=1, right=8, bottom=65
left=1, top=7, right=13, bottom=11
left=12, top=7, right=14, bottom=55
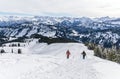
left=0, top=41, right=120, bottom=79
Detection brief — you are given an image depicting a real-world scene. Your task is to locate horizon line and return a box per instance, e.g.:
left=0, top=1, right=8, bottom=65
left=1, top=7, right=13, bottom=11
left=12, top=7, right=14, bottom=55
left=0, top=11, right=119, bottom=18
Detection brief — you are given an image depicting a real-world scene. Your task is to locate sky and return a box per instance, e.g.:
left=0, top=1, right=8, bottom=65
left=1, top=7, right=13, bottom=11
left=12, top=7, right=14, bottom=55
left=0, top=0, right=120, bottom=17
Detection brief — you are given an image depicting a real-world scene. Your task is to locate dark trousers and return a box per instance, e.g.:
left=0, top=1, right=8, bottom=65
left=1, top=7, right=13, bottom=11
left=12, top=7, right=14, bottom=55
left=83, top=55, right=86, bottom=59
left=67, top=55, right=69, bottom=59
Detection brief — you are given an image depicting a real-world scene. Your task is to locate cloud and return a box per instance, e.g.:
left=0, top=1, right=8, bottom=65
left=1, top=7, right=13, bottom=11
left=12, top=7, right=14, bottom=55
left=0, top=0, right=120, bottom=17
left=0, top=11, right=34, bottom=16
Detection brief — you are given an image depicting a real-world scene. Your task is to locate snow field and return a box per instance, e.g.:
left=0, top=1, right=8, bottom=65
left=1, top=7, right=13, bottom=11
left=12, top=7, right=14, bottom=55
left=0, top=42, right=120, bottom=79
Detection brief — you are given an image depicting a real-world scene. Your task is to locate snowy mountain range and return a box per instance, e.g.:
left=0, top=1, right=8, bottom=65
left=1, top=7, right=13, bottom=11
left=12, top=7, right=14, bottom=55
left=0, top=16, right=120, bottom=48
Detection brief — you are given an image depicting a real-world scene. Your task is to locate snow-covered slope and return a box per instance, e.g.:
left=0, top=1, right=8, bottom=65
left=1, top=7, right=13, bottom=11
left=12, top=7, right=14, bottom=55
left=0, top=42, right=120, bottom=79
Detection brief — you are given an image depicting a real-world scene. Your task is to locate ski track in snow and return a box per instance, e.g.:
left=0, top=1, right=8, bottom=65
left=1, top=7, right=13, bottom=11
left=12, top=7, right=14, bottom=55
left=0, top=43, right=120, bottom=79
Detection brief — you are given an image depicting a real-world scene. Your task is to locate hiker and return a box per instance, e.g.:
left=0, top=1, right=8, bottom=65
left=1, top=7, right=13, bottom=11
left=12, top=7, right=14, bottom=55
left=66, top=50, right=71, bottom=59
left=81, top=51, right=86, bottom=59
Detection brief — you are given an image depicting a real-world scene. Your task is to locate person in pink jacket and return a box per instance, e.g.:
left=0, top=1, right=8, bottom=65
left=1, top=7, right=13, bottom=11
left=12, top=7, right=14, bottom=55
left=66, top=50, right=71, bottom=59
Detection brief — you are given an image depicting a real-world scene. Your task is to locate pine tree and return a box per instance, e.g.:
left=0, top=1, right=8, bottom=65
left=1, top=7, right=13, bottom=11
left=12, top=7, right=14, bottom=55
left=18, top=49, right=22, bottom=54
left=115, top=54, right=120, bottom=63
left=94, top=47, right=102, bottom=57
left=0, top=49, right=5, bottom=53
left=18, top=43, right=20, bottom=47
left=88, top=43, right=96, bottom=50
left=11, top=49, right=13, bottom=53
left=106, top=50, right=116, bottom=61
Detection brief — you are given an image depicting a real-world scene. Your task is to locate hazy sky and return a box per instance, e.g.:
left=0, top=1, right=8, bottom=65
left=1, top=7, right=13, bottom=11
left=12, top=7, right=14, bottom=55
left=0, top=0, right=120, bottom=17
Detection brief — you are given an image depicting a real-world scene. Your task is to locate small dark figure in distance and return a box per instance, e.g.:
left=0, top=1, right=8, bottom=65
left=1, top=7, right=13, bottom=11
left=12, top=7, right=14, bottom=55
left=18, top=49, right=22, bottom=54
left=11, top=49, right=13, bottom=53
left=81, top=51, right=86, bottom=59
left=66, top=50, right=71, bottom=59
